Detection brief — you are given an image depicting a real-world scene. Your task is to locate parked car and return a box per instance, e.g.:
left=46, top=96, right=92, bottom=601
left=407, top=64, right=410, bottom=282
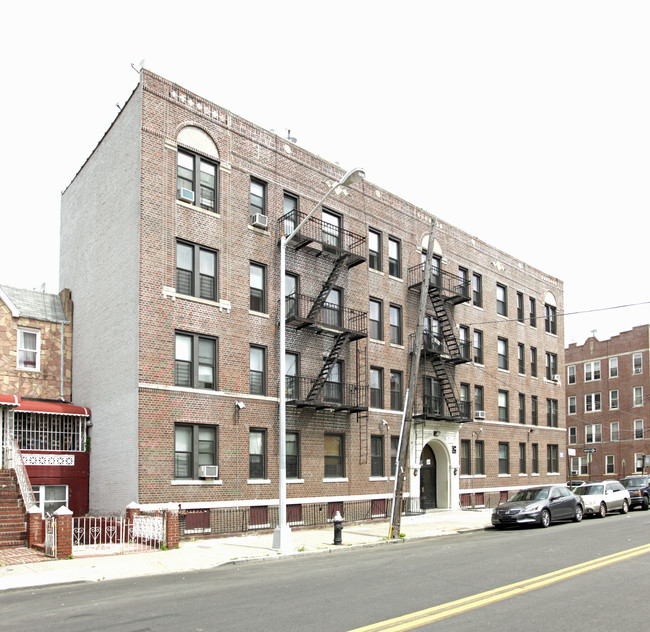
left=620, top=475, right=650, bottom=510
left=567, top=480, right=586, bottom=491
left=573, top=480, right=630, bottom=517
left=491, top=485, right=584, bottom=529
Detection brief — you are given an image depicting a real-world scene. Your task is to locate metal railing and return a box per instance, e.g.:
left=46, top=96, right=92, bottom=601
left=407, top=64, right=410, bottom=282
left=287, top=376, right=368, bottom=410
left=286, top=294, right=367, bottom=337
left=14, top=412, right=87, bottom=452
left=7, top=438, right=35, bottom=509
left=407, top=264, right=471, bottom=302
left=72, top=514, right=164, bottom=555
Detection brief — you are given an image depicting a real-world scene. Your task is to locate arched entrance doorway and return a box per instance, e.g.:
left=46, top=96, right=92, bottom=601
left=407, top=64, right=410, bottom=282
left=420, top=444, right=437, bottom=509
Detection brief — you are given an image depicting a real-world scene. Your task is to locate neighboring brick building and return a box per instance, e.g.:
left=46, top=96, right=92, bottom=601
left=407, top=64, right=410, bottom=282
left=59, top=69, right=565, bottom=519
left=566, top=326, right=650, bottom=482
left=0, top=285, right=90, bottom=516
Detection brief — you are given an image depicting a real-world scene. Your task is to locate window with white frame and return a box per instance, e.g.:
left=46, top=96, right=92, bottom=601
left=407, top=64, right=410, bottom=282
left=634, top=386, right=644, bottom=407
left=584, top=361, right=601, bottom=382
left=568, top=396, right=576, bottom=415
left=571, top=456, right=588, bottom=476
left=635, top=452, right=645, bottom=473
left=605, top=455, right=615, bottom=475
left=32, top=485, right=68, bottom=516
left=634, top=419, right=644, bottom=439
left=568, top=426, right=577, bottom=444
left=633, top=352, right=643, bottom=374
left=609, top=357, right=618, bottom=378
left=567, top=364, right=576, bottom=385
left=610, top=390, right=619, bottom=410
left=17, top=328, right=41, bottom=371
left=585, top=423, right=602, bottom=443
left=585, top=392, right=601, bottom=412
left=610, top=421, right=620, bottom=441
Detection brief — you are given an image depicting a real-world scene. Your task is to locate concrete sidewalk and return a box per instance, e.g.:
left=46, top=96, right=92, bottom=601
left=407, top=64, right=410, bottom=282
left=0, top=509, right=492, bottom=592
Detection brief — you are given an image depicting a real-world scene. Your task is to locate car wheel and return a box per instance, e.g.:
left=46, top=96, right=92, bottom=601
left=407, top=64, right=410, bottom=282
left=642, top=496, right=649, bottom=511
left=573, top=504, right=583, bottom=522
left=540, top=509, right=551, bottom=528
left=597, top=502, right=607, bottom=518
left=620, top=499, right=629, bottom=514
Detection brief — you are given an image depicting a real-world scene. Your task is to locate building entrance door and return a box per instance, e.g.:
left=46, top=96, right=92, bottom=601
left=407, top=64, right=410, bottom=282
left=420, top=444, right=437, bottom=509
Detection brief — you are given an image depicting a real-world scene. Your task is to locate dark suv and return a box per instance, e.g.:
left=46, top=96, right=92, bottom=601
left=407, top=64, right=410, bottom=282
left=620, top=475, right=650, bottom=510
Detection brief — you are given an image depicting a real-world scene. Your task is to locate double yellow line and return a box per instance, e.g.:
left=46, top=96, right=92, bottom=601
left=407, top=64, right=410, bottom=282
left=348, top=543, right=650, bottom=631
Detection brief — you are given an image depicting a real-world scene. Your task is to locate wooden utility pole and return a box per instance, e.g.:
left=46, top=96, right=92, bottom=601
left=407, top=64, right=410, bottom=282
left=389, top=220, right=437, bottom=538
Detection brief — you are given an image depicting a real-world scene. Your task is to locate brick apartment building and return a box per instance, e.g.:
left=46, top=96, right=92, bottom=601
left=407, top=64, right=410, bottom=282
left=566, top=326, right=650, bottom=482
left=59, top=69, right=566, bottom=520
left=0, top=285, right=90, bottom=517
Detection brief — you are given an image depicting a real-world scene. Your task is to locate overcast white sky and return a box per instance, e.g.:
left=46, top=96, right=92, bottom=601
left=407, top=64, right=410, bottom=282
left=1, top=1, right=648, bottom=346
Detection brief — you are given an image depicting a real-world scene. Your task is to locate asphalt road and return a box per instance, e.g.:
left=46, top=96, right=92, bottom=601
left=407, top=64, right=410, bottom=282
left=3, top=510, right=650, bottom=631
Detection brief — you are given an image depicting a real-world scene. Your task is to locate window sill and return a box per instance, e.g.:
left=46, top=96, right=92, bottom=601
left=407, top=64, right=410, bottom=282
left=323, top=477, right=349, bottom=483
left=547, top=472, right=560, bottom=476
left=531, top=473, right=540, bottom=477
left=249, top=310, right=270, bottom=319
left=369, top=268, right=384, bottom=276
left=162, top=287, right=232, bottom=313
left=171, top=479, right=222, bottom=485
left=369, top=476, right=388, bottom=482
left=247, top=478, right=271, bottom=485
left=389, top=343, right=405, bottom=350
left=498, top=474, right=511, bottom=478
left=287, top=478, right=304, bottom=484
left=388, top=275, right=403, bottom=282
left=369, top=338, right=385, bottom=345
left=176, top=199, right=220, bottom=218
left=248, top=224, right=270, bottom=235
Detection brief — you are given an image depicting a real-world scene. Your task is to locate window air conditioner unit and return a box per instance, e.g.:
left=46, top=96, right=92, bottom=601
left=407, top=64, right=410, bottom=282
left=251, top=213, right=268, bottom=229
left=634, top=368, right=642, bottom=374
left=179, top=188, right=195, bottom=203
left=199, top=465, right=219, bottom=479
left=553, top=374, right=561, bottom=382
left=475, top=410, right=486, bottom=420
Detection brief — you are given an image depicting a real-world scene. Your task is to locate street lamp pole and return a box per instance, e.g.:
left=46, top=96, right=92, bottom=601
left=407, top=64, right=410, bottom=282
left=273, top=167, right=365, bottom=552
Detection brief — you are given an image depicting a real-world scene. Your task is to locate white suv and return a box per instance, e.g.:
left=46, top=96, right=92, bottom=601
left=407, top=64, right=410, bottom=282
left=574, top=480, right=630, bottom=517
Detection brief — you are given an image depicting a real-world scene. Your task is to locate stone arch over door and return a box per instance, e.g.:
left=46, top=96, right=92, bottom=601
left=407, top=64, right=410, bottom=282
left=419, top=439, right=452, bottom=509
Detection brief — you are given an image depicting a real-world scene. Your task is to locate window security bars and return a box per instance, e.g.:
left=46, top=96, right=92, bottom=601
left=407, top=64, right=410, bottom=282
left=14, top=413, right=87, bottom=452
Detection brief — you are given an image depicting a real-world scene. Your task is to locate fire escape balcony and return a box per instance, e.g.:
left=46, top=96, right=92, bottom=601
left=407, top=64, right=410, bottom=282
left=286, top=294, right=367, bottom=341
left=407, top=264, right=471, bottom=304
left=409, top=331, right=471, bottom=365
left=285, top=376, right=368, bottom=413
left=278, top=211, right=367, bottom=268
left=413, top=394, right=473, bottom=423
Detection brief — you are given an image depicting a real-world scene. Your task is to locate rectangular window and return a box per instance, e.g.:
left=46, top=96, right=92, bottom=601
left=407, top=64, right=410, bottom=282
left=174, top=424, right=217, bottom=479
left=460, top=383, right=470, bottom=418
left=571, top=457, right=589, bottom=476
left=568, top=396, right=577, bottom=415
left=545, top=304, right=557, bottom=334
left=634, top=419, right=644, bottom=439
left=530, top=347, right=538, bottom=378
left=610, top=422, right=620, bottom=441
left=17, top=328, right=40, bottom=371
left=283, top=192, right=298, bottom=234
left=321, top=209, right=341, bottom=252
left=498, top=442, right=510, bottom=474
left=547, top=399, right=558, bottom=427
left=498, top=390, right=509, bottom=422
left=497, top=338, right=509, bottom=370
left=324, top=361, right=343, bottom=403
left=567, top=365, right=576, bottom=385
left=389, top=304, right=402, bottom=345
left=472, top=273, right=483, bottom=307
left=610, top=390, right=619, bottom=410
left=368, top=229, right=382, bottom=271
left=532, top=443, right=539, bottom=474
left=529, top=297, right=537, bottom=327
left=635, top=452, right=645, bottom=473
left=473, top=330, right=484, bottom=364
left=519, top=443, right=526, bottom=474
left=609, top=357, right=618, bottom=378
left=634, top=352, right=643, bottom=374
left=547, top=444, right=559, bottom=473
left=518, top=343, right=525, bottom=375
left=371, top=435, right=384, bottom=477
left=586, top=423, right=602, bottom=443
left=516, top=292, right=524, bottom=323
left=250, top=346, right=266, bottom=395
left=250, top=178, right=267, bottom=221
left=568, top=426, right=577, bottom=444
left=474, top=385, right=484, bottom=414
left=175, top=332, right=217, bottom=389
left=249, top=262, right=267, bottom=313
left=176, top=240, right=218, bottom=301
left=545, top=352, right=558, bottom=381
left=322, top=287, right=342, bottom=327
left=585, top=361, right=601, bottom=382
left=286, top=431, right=300, bottom=479
left=496, top=284, right=508, bottom=316
left=634, top=386, right=644, bottom=407
left=177, top=150, right=218, bottom=212
left=324, top=434, right=345, bottom=478
left=460, top=440, right=471, bottom=476
left=606, top=455, right=615, bottom=475
left=390, top=370, right=403, bottom=411
left=519, top=393, right=526, bottom=424
left=458, top=267, right=470, bottom=300
left=369, top=298, right=383, bottom=340
left=388, top=237, right=401, bottom=278
left=585, top=393, right=602, bottom=412
left=475, top=440, right=485, bottom=475
left=249, top=429, right=266, bottom=479
left=285, top=273, right=299, bottom=318
left=32, top=485, right=68, bottom=516
left=390, top=436, right=399, bottom=476
left=370, top=367, right=384, bottom=409
left=285, top=351, right=299, bottom=400
left=531, top=395, right=538, bottom=426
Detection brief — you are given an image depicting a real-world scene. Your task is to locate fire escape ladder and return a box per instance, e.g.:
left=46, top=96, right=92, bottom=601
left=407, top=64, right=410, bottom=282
left=356, top=338, right=368, bottom=463
left=427, top=285, right=461, bottom=359
left=306, top=331, right=351, bottom=401
left=306, top=254, right=349, bottom=320
left=430, top=357, right=462, bottom=418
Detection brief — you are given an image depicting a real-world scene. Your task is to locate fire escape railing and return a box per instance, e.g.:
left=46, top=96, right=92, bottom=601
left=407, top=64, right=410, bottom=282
left=286, top=294, right=367, bottom=339
left=407, top=264, right=470, bottom=304
left=286, top=376, right=368, bottom=411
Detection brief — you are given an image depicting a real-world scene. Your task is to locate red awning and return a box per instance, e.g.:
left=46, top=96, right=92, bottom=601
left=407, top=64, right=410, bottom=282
left=4, top=397, right=91, bottom=416
left=0, top=394, right=20, bottom=406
